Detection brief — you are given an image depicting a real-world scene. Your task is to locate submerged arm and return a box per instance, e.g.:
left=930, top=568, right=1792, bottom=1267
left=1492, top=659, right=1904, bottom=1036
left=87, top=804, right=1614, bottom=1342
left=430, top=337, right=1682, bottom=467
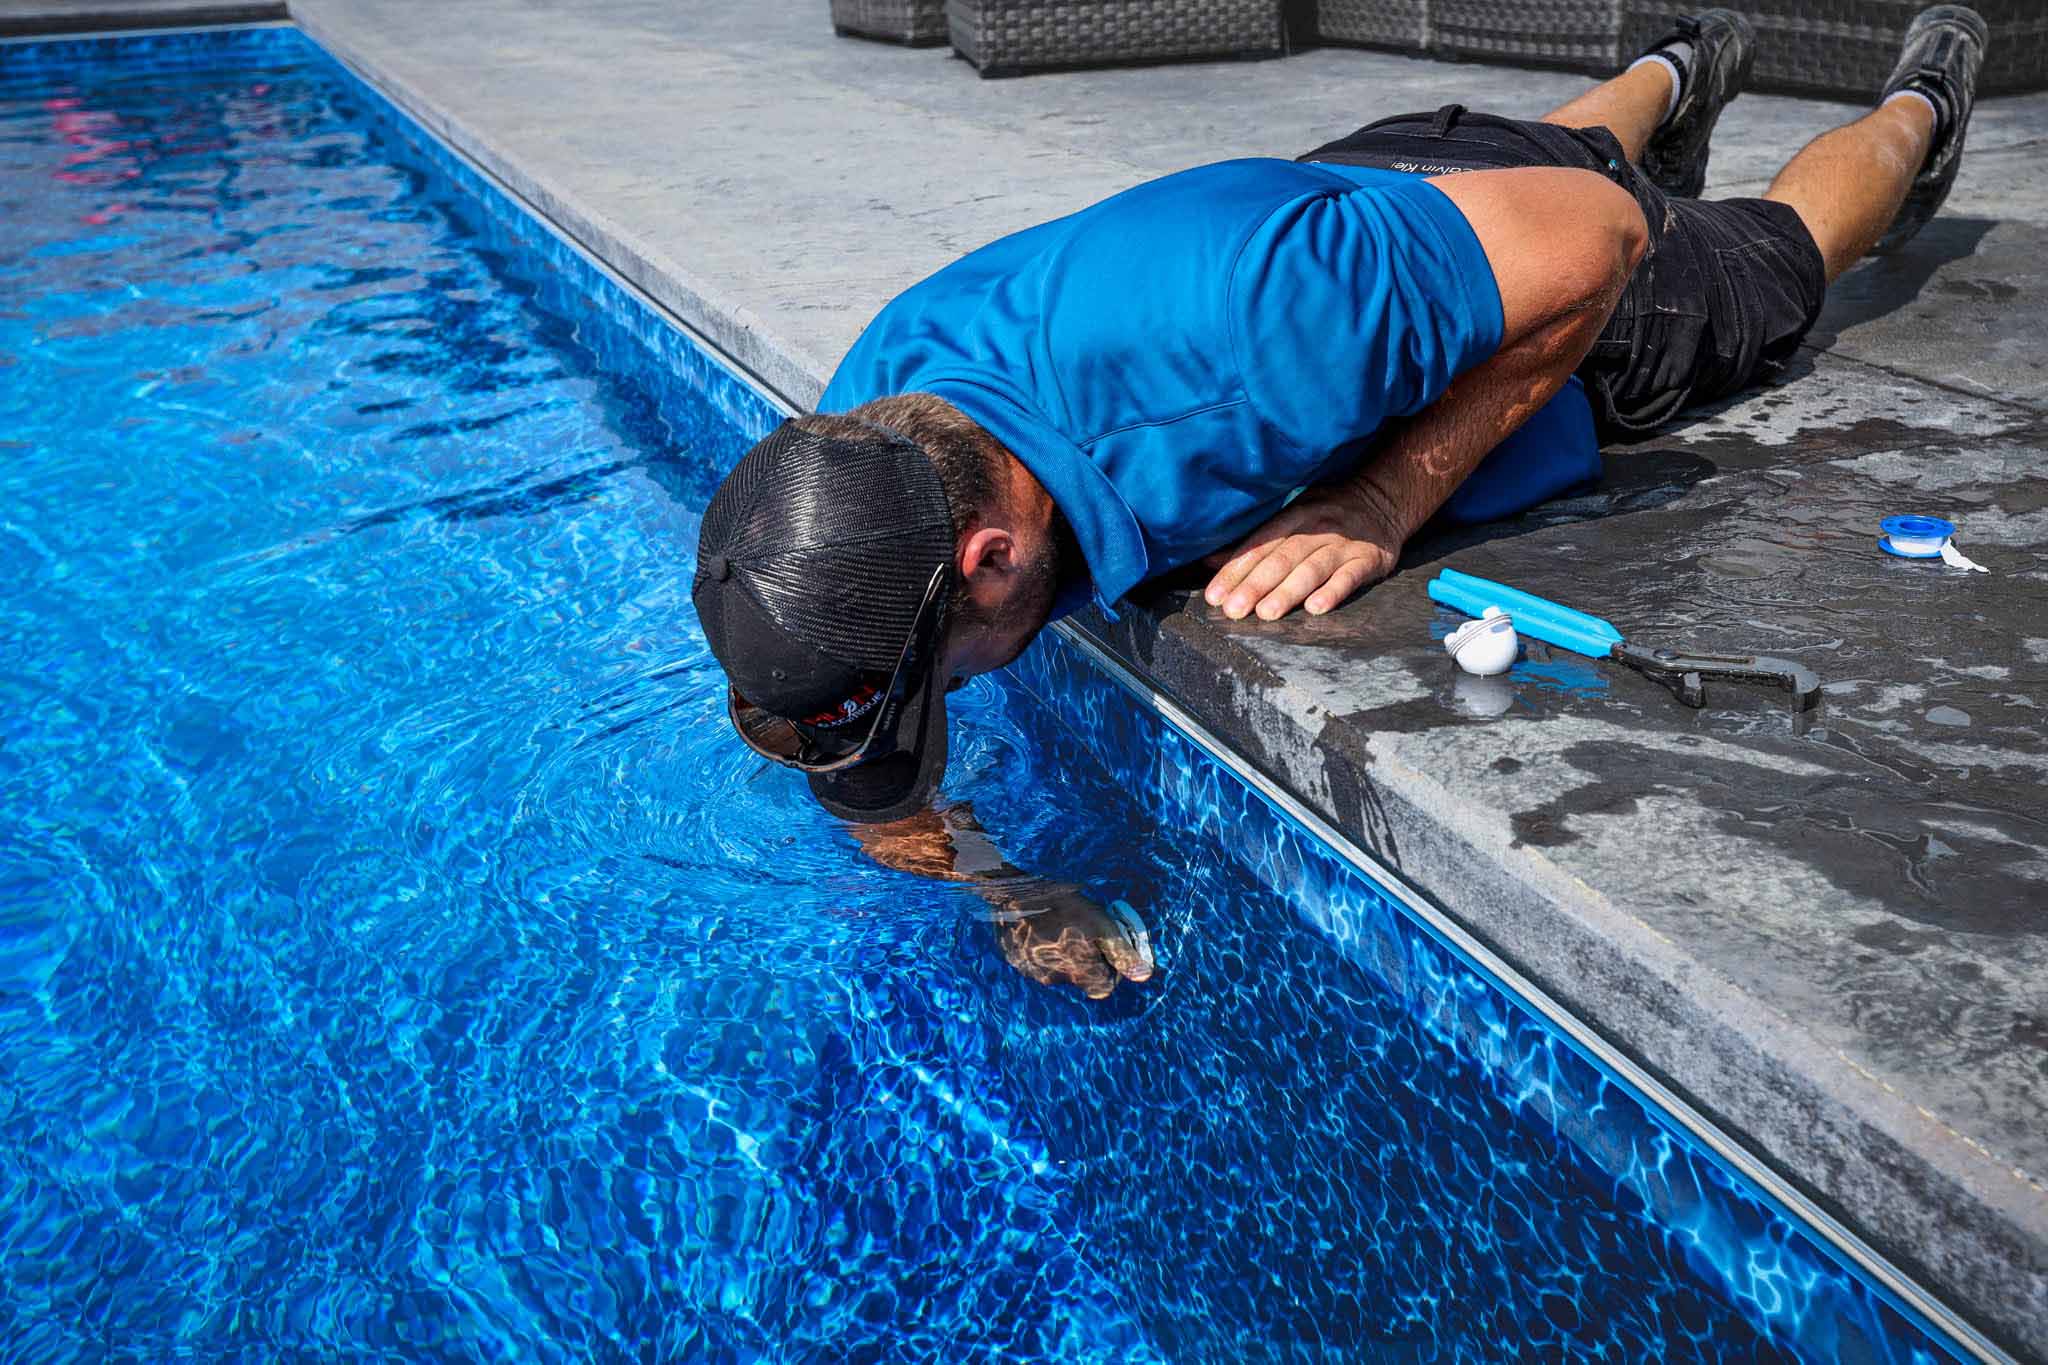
left=850, top=803, right=1153, bottom=999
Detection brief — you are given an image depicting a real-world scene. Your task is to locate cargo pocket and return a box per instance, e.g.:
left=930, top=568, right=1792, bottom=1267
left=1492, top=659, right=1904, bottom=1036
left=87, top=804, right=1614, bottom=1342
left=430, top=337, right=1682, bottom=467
left=1580, top=265, right=1710, bottom=435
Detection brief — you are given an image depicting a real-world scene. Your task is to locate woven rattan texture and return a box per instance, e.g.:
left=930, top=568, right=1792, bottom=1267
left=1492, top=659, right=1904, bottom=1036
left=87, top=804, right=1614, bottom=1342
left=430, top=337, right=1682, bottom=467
left=1432, top=0, right=1623, bottom=69
left=832, top=0, right=951, bottom=45
left=1316, top=0, right=1431, bottom=50
left=1623, top=0, right=2043, bottom=97
left=948, top=0, right=1286, bottom=73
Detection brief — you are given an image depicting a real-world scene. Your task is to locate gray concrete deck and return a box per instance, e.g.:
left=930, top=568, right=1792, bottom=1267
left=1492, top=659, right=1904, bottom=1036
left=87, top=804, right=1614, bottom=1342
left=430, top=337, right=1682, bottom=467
left=7, top=0, right=2046, bottom=1355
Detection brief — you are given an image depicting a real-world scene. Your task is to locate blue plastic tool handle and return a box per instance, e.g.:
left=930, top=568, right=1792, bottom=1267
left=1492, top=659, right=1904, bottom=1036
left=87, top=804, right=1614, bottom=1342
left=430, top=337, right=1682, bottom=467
left=1427, top=568, right=1625, bottom=661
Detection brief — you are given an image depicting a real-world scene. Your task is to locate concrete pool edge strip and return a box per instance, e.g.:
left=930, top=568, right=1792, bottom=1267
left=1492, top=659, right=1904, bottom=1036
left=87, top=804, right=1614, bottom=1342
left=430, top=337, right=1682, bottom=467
left=278, top=17, right=2048, bottom=1357
left=279, top=6, right=825, bottom=421
left=0, top=1, right=282, bottom=37
left=9, top=9, right=2038, bottom=1357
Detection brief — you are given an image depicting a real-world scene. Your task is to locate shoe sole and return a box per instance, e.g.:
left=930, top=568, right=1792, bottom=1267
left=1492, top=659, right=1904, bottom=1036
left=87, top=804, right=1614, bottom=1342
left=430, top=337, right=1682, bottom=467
left=1641, top=9, right=1755, bottom=199
left=1873, top=5, right=1988, bottom=253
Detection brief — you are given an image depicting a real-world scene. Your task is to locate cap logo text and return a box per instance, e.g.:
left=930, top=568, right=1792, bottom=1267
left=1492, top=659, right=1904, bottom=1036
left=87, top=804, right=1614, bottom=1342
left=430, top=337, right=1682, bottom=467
left=803, top=681, right=883, bottom=729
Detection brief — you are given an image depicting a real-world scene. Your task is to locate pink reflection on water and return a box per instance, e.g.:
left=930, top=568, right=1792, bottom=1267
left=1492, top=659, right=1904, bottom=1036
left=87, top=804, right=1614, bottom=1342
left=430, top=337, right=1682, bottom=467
left=40, top=79, right=280, bottom=224
left=46, top=92, right=140, bottom=208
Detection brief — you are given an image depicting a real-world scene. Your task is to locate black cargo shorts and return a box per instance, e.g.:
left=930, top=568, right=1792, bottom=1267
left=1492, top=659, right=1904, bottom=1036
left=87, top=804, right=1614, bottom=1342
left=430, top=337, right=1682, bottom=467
left=1300, top=104, right=1829, bottom=434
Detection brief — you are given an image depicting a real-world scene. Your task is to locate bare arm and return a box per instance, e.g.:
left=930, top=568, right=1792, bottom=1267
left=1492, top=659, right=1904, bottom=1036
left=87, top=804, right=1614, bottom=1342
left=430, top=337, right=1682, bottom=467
left=850, top=804, right=1154, bottom=999
left=1206, top=167, right=1648, bottom=621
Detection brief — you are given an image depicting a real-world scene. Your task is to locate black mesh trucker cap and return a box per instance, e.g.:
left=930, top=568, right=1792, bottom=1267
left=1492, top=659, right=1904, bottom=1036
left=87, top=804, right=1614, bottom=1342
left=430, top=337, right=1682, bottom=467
left=692, top=420, right=956, bottom=824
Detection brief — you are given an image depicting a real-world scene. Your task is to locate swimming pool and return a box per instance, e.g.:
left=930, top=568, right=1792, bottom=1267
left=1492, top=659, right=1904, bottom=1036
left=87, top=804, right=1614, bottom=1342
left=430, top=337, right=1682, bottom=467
left=0, top=25, right=1985, bottom=1362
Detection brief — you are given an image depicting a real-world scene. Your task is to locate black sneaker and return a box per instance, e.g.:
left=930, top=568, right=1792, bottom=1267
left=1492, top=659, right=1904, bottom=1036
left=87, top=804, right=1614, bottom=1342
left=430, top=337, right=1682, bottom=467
left=1638, top=9, right=1755, bottom=199
left=1874, top=4, right=1989, bottom=254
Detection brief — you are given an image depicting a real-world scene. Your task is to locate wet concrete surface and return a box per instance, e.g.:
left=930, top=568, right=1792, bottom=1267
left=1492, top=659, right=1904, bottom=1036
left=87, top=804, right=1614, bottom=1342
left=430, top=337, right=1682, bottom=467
left=6, top=0, right=2048, bottom=1355
left=1814, top=154, right=2048, bottom=410
left=1138, top=406, right=2048, bottom=974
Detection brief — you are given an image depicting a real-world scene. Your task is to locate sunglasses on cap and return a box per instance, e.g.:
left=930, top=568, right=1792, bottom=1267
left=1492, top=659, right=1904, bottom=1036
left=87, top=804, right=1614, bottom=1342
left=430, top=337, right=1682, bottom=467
left=726, top=563, right=951, bottom=774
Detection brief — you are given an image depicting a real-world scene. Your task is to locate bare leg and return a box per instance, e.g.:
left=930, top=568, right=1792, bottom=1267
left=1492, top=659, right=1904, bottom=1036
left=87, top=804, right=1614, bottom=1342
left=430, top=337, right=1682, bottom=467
left=1762, top=98, right=1935, bottom=282
left=1539, top=63, right=1675, bottom=163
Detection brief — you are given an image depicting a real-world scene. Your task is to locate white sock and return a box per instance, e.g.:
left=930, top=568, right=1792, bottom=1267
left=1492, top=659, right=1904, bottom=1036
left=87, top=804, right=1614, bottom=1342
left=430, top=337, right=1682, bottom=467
left=1627, top=53, right=1685, bottom=124
left=1884, top=88, right=1940, bottom=131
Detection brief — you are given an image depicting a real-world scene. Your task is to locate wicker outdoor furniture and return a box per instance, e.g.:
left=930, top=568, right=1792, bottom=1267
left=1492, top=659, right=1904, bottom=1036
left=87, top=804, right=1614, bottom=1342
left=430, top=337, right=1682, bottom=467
left=1621, top=0, right=2046, bottom=97
left=1434, top=0, right=1624, bottom=68
left=828, top=0, right=2044, bottom=97
left=1315, top=0, right=1430, bottom=50
left=833, top=0, right=950, bottom=45
left=946, top=0, right=1288, bottom=75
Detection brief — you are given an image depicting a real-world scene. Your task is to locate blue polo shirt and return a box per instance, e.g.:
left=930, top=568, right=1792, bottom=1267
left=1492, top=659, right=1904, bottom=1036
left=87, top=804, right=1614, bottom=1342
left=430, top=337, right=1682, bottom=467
left=821, top=157, right=1596, bottom=611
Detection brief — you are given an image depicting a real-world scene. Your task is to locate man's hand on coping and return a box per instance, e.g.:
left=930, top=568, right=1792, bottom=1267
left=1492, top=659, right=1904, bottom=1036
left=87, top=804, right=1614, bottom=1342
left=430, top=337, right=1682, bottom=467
left=1202, top=482, right=1403, bottom=621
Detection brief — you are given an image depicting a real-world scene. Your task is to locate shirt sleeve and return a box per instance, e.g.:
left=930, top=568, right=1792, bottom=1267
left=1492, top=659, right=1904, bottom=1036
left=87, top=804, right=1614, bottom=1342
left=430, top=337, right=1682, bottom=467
left=1228, top=177, right=1505, bottom=465
left=1438, top=376, right=1602, bottom=525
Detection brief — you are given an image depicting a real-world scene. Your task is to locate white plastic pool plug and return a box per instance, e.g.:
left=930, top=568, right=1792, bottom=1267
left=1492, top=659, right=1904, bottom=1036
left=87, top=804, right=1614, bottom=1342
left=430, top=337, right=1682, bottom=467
left=1445, top=605, right=1518, bottom=677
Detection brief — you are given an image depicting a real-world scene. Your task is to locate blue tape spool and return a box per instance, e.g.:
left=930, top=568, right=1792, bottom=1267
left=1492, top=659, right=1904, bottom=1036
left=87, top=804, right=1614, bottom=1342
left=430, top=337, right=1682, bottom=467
left=1878, top=514, right=1954, bottom=560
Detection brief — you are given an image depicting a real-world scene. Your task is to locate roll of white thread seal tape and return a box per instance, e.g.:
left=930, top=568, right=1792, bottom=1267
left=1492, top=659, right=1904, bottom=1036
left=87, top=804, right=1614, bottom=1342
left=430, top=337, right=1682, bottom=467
left=1445, top=606, right=1519, bottom=676
left=1879, top=515, right=1988, bottom=572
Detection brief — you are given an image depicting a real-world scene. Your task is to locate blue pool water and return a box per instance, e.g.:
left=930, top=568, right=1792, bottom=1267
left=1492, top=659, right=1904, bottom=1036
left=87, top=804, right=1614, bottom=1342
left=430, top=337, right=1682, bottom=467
left=0, top=27, right=1971, bottom=1364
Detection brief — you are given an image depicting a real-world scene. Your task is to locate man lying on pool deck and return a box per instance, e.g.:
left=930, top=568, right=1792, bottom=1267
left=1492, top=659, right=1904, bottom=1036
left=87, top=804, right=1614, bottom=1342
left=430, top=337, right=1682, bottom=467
left=690, top=7, right=1988, bottom=996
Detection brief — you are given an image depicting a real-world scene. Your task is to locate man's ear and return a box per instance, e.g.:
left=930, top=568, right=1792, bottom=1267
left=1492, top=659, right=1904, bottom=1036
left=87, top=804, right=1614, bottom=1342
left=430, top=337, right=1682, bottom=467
left=958, top=526, right=1015, bottom=584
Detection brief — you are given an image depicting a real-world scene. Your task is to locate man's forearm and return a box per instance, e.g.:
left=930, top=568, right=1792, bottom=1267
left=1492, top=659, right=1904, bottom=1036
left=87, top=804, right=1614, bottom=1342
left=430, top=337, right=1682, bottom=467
left=1207, top=165, right=1643, bottom=621
left=848, top=804, right=1071, bottom=913
left=1204, top=328, right=1592, bottom=620
left=1346, top=329, right=1586, bottom=545
left=1364, top=162, right=1644, bottom=540
left=847, top=804, right=1154, bottom=997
